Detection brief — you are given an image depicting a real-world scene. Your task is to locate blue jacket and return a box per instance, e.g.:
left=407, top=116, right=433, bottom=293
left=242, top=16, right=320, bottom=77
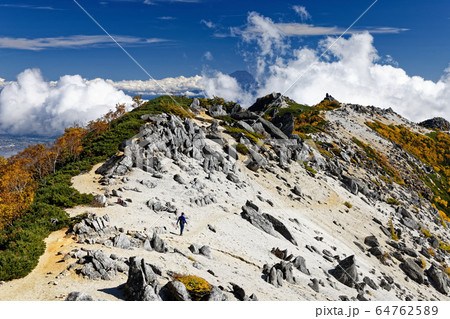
left=177, top=215, right=187, bottom=226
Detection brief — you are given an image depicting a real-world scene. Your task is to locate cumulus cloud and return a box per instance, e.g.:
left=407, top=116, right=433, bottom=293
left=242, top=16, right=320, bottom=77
left=202, top=12, right=449, bottom=122
left=199, top=71, right=254, bottom=106
left=0, top=70, right=206, bottom=136
left=107, top=75, right=203, bottom=96
left=0, top=69, right=133, bottom=136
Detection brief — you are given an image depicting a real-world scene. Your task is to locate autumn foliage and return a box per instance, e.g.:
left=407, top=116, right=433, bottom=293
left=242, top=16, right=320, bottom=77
left=366, top=121, right=450, bottom=215
left=0, top=102, right=133, bottom=231
left=0, top=157, right=36, bottom=229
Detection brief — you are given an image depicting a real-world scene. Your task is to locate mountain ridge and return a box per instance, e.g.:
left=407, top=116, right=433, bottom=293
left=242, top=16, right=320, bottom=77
left=0, top=93, right=449, bottom=301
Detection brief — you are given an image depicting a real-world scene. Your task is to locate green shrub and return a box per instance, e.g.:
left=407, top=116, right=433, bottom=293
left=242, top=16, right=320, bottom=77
left=303, top=161, right=317, bottom=176
left=0, top=202, right=71, bottom=281
left=223, top=126, right=264, bottom=145
left=213, top=115, right=236, bottom=124
left=0, top=95, right=213, bottom=281
left=387, top=198, right=400, bottom=206
left=235, top=143, right=249, bottom=155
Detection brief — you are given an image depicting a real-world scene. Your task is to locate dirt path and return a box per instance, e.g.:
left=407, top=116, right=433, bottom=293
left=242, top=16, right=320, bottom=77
left=0, top=229, right=76, bottom=301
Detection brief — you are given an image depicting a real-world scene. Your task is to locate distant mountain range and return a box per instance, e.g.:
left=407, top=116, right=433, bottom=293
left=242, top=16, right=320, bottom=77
left=0, top=135, right=55, bottom=158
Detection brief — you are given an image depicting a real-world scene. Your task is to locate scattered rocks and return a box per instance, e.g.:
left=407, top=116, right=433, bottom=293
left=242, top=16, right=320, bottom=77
left=199, top=245, right=212, bottom=259
left=426, top=265, right=449, bottom=295
left=113, top=233, right=131, bottom=250
left=76, top=250, right=118, bottom=281
left=292, top=185, right=302, bottom=196
left=151, top=232, right=169, bottom=253
left=241, top=201, right=276, bottom=237
left=293, top=256, right=310, bottom=275
left=162, top=281, right=191, bottom=301
left=173, top=174, right=186, bottom=185
left=271, top=247, right=293, bottom=261
left=205, top=286, right=228, bottom=301
left=332, top=255, right=358, bottom=288
left=188, top=243, right=200, bottom=255
left=262, top=213, right=297, bottom=246
left=125, top=257, right=161, bottom=301
left=263, top=261, right=295, bottom=287
left=227, top=173, right=240, bottom=183
left=364, top=235, right=380, bottom=248
left=93, top=195, right=107, bottom=207
left=363, top=276, right=378, bottom=290
left=241, top=201, right=297, bottom=245
left=308, top=278, right=320, bottom=293
left=401, top=258, right=424, bottom=284
left=207, top=224, right=217, bottom=233
left=230, top=283, right=246, bottom=301
left=65, top=292, right=94, bottom=301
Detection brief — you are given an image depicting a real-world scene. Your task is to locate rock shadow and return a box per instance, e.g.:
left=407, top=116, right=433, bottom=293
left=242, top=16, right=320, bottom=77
left=98, top=284, right=126, bottom=300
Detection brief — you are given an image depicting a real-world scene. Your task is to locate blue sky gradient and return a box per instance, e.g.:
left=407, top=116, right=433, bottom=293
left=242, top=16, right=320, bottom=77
left=0, top=0, right=449, bottom=137
left=0, top=0, right=449, bottom=81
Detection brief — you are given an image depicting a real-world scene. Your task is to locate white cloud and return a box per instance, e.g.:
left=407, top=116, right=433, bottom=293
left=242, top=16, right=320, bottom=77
left=0, top=4, right=61, bottom=10
left=0, top=70, right=206, bottom=136
left=203, top=51, right=214, bottom=61
left=199, top=71, right=254, bottom=106
left=0, top=78, right=12, bottom=89
left=0, top=35, right=168, bottom=51
left=202, top=12, right=450, bottom=123
left=105, top=0, right=200, bottom=4
left=234, top=12, right=287, bottom=57
left=225, top=12, right=407, bottom=38
left=292, top=5, right=311, bottom=22
left=383, top=54, right=399, bottom=67
left=157, top=16, right=177, bottom=20
left=201, top=20, right=216, bottom=29
left=0, top=69, right=133, bottom=136
left=107, top=75, right=203, bottom=96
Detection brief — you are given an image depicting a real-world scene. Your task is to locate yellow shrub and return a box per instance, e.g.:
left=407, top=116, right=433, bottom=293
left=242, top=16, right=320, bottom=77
left=389, top=218, right=399, bottom=241
left=173, top=274, right=212, bottom=299
left=421, top=228, right=432, bottom=238
left=419, top=257, right=426, bottom=269
left=444, top=266, right=450, bottom=278
left=440, top=241, right=450, bottom=252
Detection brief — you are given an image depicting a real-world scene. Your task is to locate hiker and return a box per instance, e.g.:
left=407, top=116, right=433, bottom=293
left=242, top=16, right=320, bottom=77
left=176, top=212, right=188, bottom=236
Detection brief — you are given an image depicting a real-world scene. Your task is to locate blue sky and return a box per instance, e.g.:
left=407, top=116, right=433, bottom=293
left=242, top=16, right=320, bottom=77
left=0, top=0, right=449, bottom=136
left=0, top=0, right=449, bottom=81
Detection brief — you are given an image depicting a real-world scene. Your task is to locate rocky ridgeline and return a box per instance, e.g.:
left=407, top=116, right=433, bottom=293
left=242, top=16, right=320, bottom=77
left=95, top=113, right=238, bottom=178
left=419, top=117, right=450, bottom=132
left=63, top=94, right=450, bottom=301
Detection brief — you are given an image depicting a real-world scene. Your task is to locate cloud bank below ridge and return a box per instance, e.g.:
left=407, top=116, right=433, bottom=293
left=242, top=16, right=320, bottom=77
left=0, top=69, right=133, bottom=136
